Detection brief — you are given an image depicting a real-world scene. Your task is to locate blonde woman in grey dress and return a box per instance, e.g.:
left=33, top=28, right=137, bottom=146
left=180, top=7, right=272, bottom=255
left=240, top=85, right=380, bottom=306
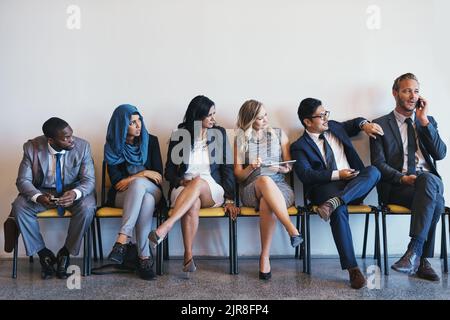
left=234, top=100, right=303, bottom=280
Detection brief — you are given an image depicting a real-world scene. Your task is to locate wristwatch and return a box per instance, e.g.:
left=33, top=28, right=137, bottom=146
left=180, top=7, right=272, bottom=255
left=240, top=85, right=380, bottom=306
left=359, top=120, right=370, bottom=129
left=224, top=199, right=235, bottom=205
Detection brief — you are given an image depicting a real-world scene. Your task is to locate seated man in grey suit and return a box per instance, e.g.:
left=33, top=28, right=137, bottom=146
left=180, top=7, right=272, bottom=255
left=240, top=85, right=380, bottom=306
left=371, top=73, right=446, bottom=281
left=11, top=117, right=96, bottom=279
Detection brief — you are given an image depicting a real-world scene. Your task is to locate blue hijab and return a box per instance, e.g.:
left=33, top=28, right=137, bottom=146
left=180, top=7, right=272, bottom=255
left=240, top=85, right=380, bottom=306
left=104, top=104, right=149, bottom=166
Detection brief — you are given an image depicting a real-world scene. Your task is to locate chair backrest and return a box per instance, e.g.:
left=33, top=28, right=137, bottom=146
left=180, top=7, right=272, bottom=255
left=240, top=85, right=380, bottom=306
left=101, top=160, right=112, bottom=206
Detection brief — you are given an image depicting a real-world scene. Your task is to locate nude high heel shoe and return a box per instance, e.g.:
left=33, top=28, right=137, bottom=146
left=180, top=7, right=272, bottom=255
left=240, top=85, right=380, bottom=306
left=182, top=258, right=197, bottom=278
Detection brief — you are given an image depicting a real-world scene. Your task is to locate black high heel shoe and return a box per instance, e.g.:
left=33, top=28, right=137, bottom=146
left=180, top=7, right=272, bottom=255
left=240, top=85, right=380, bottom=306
left=259, top=271, right=272, bottom=280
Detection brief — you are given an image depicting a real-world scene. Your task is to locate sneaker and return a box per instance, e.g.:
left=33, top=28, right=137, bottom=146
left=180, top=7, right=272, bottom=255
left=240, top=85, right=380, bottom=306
left=137, top=258, right=156, bottom=280
left=108, top=242, right=127, bottom=264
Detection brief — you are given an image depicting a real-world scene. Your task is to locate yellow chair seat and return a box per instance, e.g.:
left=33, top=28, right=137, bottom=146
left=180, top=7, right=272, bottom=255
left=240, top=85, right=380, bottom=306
left=240, top=206, right=298, bottom=216
left=311, top=205, right=373, bottom=214
left=386, top=204, right=411, bottom=214
left=96, top=207, right=124, bottom=217
left=168, top=207, right=226, bottom=217
left=37, top=209, right=72, bottom=218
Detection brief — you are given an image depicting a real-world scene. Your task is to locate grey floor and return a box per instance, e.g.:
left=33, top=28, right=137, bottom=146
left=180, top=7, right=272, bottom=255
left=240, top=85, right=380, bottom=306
left=0, top=257, right=449, bottom=300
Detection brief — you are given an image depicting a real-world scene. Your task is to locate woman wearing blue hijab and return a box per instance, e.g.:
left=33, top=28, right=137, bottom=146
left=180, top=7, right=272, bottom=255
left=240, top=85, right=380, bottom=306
left=104, top=104, right=164, bottom=280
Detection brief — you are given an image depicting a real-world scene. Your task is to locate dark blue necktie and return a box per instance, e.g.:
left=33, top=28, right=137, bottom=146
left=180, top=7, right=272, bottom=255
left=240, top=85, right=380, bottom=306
left=55, top=153, right=65, bottom=216
left=405, top=118, right=417, bottom=175
left=319, top=133, right=337, bottom=170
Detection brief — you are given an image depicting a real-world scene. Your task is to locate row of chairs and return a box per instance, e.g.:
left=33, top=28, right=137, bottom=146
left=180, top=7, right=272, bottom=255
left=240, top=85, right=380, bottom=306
left=10, top=160, right=450, bottom=278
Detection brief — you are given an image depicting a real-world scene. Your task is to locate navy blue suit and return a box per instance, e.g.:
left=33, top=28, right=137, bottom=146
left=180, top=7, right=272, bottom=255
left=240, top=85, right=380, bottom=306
left=371, top=112, right=446, bottom=257
left=290, top=119, right=380, bottom=269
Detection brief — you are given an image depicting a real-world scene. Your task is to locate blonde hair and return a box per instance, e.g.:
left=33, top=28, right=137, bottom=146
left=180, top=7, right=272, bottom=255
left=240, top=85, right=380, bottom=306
left=235, top=99, right=277, bottom=159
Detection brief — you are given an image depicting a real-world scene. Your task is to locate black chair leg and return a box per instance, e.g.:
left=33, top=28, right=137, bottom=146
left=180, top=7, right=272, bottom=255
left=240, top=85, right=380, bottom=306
left=87, top=226, right=92, bottom=276
left=374, top=214, right=380, bottom=261
left=96, top=217, right=104, bottom=261
left=375, top=211, right=381, bottom=269
left=228, top=216, right=233, bottom=275
left=91, top=220, right=98, bottom=262
left=82, top=231, right=88, bottom=277
left=29, top=256, right=34, bottom=263
left=233, top=218, right=238, bottom=274
left=362, top=213, right=369, bottom=259
left=12, top=237, right=18, bottom=279
left=441, top=213, right=448, bottom=273
left=295, top=214, right=301, bottom=259
left=301, top=213, right=307, bottom=273
left=382, top=212, right=389, bottom=275
left=306, top=211, right=311, bottom=274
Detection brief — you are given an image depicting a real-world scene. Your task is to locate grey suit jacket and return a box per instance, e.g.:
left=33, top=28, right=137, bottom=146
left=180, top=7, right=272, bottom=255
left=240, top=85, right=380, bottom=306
left=370, top=111, right=446, bottom=204
left=16, top=135, right=96, bottom=201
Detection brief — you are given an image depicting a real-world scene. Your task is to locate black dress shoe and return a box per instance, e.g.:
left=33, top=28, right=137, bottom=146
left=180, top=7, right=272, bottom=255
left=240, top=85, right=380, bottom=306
left=56, top=252, right=70, bottom=279
left=391, top=249, right=420, bottom=274
left=259, top=271, right=272, bottom=280
left=39, top=253, right=56, bottom=280
left=416, top=258, right=440, bottom=282
left=108, top=242, right=127, bottom=264
left=137, top=258, right=156, bottom=281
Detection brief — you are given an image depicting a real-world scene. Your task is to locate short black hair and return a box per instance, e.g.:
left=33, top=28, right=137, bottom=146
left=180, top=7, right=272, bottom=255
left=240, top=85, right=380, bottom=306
left=297, top=98, right=322, bottom=127
left=42, top=117, right=69, bottom=139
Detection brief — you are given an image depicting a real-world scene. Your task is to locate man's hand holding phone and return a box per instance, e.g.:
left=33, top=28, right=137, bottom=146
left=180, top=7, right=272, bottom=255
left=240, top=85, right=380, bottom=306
left=36, top=193, right=54, bottom=207
left=415, top=96, right=430, bottom=127
left=401, top=175, right=417, bottom=186
left=339, top=169, right=360, bottom=181
left=57, top=191, right=77, bottom=207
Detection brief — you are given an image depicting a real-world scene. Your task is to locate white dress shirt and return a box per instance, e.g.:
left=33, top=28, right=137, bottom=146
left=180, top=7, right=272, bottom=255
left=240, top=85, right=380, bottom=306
left=393, top=110, right=430, bottom=174
left=306, top=129, right=351, bottom=181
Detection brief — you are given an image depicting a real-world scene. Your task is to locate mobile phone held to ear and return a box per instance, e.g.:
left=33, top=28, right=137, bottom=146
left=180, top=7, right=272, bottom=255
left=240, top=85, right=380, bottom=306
left=416, top=98, right=422, bottom=110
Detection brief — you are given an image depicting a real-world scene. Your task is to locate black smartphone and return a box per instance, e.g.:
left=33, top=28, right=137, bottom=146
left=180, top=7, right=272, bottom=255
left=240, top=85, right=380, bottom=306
left=416, top=98, right=422, bottom=110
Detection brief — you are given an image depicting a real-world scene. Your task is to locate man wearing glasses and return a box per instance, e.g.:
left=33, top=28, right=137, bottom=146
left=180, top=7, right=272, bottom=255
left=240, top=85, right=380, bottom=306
left=290, top=97, right=383, bottom=289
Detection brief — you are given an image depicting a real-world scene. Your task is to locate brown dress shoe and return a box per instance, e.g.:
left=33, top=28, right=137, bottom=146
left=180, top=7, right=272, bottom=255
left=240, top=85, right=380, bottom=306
left=314, top=202, right=333, bottom=221
left=416, top=258, right=440, bottom=282
left=348, top=267, right=366, bottom=289
left=391, top=249, right=420, bottom=274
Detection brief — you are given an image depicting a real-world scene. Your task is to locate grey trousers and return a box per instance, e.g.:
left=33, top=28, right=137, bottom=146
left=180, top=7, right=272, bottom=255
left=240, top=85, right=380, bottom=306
left=389, top=172, right=445, bottom=257
left=114, top=178, right=161, bottom=258
left=11, top=192, right=96, bottom=256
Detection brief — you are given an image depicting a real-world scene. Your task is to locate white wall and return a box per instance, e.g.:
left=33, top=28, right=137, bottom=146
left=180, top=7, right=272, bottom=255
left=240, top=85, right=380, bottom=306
left=1, top=0, right=449, bottom=258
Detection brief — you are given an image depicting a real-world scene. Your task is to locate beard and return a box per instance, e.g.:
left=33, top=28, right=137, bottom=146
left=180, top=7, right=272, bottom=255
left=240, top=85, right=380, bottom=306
left=397, top=98, right=415, bottom=113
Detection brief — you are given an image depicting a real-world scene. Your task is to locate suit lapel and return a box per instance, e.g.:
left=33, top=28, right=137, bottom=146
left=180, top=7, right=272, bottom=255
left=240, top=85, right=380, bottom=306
left=304, top=134, right=326, bottom=167
left=37, top=142, right=49, bottom=180
left=387, top=112, right=403, bottom=150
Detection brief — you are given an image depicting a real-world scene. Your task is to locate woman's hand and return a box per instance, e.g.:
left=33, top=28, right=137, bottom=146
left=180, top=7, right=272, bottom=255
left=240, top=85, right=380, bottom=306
left=267, top=163, right=291, bottom=174
left=142, top=170, right=163, bottom=185
left=115, top=177, right=132, bottom=192
left=224, top=203, right=240, bottom=220
left=250, top=157, right=262, bottom=170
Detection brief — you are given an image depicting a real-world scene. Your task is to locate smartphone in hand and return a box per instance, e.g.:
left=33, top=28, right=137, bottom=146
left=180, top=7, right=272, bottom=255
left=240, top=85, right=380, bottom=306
left=416, top=98, right=423, bottom=110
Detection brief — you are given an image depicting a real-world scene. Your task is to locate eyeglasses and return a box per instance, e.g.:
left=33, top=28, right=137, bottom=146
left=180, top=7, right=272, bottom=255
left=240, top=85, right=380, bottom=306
left=309, top=111, right=330, bottom=121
